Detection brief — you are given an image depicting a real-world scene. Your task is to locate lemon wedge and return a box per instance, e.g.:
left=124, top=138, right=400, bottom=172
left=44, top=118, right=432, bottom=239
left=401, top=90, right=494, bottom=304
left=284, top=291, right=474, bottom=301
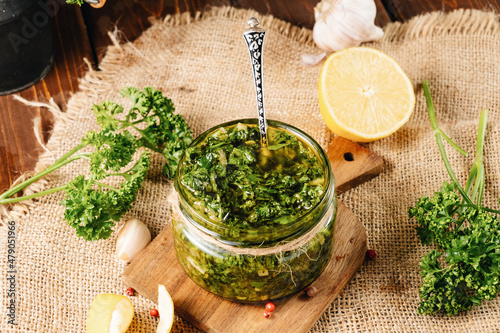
left=157, top=285, right=174, bottom=333
left=318, top=47, right=415, bottom=142
left=86, top=294, right=134, bottom=333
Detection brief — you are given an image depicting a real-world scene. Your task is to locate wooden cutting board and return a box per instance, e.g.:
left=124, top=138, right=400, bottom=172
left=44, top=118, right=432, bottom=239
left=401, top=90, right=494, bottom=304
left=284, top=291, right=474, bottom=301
left=122, top=136, right=383, bottom=333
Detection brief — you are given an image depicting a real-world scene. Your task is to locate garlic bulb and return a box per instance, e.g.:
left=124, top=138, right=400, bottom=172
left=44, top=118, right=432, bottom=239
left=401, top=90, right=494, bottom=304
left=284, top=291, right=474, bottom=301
left=116, top=218, right=151, bottom=263
left=313, top=0, right=384, bottom=52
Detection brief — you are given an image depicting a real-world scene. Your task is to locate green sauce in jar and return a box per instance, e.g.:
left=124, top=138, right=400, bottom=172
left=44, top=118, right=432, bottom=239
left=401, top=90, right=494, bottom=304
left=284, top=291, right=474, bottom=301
left=173, top=119, right=336, bottom=302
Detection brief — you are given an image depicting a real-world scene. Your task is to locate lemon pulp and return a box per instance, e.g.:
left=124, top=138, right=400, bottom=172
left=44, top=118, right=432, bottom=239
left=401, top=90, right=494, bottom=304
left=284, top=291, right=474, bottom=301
left=86, top=294, right=134, bottom=333
left=157, top=284, right=174, bottom=333
left=318, top=47, right=415, bottom=142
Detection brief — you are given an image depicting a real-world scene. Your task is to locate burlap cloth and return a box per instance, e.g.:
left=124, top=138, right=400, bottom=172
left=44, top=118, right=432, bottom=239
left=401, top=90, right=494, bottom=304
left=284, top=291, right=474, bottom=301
left=2, top=6, right=500, bottom=332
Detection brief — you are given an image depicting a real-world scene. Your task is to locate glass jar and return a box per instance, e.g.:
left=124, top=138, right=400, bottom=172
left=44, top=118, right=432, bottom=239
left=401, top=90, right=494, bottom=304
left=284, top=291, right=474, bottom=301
left=172, top=119, right=337, bottom=302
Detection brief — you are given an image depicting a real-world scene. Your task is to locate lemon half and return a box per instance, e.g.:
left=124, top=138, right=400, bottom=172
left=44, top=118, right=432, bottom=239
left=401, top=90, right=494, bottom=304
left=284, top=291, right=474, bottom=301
left=318, top=47, right=415, bottom=142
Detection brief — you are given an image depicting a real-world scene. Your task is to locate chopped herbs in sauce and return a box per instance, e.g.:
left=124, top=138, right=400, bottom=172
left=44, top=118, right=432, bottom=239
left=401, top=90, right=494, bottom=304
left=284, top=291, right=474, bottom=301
left=174, top=121, right=336, bottom=302
left=179, top=123, right=326, bottom=229
left=172, top=214, right=335, bottom=302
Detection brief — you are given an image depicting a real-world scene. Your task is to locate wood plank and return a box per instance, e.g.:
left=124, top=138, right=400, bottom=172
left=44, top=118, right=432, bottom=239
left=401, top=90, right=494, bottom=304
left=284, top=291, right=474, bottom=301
left=81, top=0, right=231, bottom=63
left=374, top=0, right=392, bottom=27
left=328, top=136, right=384, bottom=194
left=123, top=202, right=367, bottom=333
left=80, top=0, right=153, bottom=63
left=236, top=0, right=392, bottom=29
left=382, top=0, right=500, bottom=22
left=0, top=3, right=94, bottom=193
left=236, top=0, right=317, bottom=29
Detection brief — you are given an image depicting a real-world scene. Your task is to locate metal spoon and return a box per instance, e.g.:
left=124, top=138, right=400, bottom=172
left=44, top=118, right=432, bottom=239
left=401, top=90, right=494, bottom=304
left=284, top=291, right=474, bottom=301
left=243, top=17, right=268, bottom=148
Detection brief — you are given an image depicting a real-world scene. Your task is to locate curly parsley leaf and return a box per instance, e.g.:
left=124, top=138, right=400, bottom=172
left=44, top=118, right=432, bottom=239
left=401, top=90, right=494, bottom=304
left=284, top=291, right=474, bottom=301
left=62, top=152, right=150, bottom=241
left=92, top=101, right=124, bottom=132
left=120, top=87, right=193, bottom=178
left=83, top=130, right=137, bottom=180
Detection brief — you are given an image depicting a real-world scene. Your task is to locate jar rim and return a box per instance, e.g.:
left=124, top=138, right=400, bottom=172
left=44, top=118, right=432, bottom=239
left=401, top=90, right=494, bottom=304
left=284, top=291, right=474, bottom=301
left=174, top=118, right=335, bottom=246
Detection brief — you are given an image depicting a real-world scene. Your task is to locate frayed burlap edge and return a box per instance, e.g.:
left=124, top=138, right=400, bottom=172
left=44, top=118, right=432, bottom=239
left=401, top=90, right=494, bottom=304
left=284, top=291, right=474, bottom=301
left=382, top=8, right=500, bottom=42
left=1, top=6, right=499, bottom=232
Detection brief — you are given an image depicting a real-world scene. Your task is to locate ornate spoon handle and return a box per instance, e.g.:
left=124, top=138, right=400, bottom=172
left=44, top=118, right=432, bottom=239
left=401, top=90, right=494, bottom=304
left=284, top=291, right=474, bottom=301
left=243, top=17, right=268, bottom=148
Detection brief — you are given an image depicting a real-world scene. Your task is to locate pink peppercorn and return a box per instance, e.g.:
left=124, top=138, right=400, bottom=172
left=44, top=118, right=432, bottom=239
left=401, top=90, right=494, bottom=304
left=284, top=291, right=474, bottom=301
left=366, top=249, right=377, bottom=260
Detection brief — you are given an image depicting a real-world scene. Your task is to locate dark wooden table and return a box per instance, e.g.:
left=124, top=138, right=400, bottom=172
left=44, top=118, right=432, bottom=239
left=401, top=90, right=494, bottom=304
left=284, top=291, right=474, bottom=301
left=1, top=0, right=498, bottom=192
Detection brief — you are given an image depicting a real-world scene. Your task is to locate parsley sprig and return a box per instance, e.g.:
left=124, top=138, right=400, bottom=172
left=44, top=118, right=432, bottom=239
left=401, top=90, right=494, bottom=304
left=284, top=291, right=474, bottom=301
left=409, top=80, right=500, bottom=316
left=66, top=0, right=85, bottom=5
left=0, top=87, right=192, bottom=241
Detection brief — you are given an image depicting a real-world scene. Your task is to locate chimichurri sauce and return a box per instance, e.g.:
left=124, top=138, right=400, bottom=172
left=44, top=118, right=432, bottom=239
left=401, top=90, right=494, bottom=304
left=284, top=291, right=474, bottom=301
left=179, top=123, right=326, bottom=229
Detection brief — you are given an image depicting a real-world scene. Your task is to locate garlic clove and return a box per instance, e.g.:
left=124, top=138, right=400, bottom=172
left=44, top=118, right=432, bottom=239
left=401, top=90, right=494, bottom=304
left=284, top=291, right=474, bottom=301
left=368, top=25, right=384, bottom=40
left=301, top=52, right=327, bottom=66
left=116, top=218, right=151, bottom=263
left=313, top=0, right=384, bottom=52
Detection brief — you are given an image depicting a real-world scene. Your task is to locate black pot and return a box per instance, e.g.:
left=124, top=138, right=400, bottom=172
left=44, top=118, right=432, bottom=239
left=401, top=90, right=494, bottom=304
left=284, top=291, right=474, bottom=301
left=0, top=0, right=55, bottom=95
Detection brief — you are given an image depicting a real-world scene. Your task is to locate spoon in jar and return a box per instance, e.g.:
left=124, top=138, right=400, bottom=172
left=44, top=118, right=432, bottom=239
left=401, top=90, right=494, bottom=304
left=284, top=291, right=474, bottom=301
left=243, top=17, right=269, bottom=150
